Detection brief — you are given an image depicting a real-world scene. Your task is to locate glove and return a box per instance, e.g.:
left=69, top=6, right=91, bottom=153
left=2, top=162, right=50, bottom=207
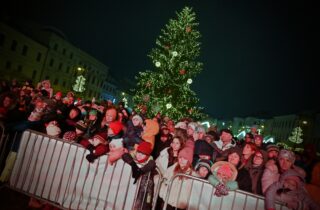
left=122, top=153, right=134, bottom=165
left=214, top=183, right=229, bottom=197
left=87, top=144, right=95, bottom=153
left=86, top=153, right=97, bottom=163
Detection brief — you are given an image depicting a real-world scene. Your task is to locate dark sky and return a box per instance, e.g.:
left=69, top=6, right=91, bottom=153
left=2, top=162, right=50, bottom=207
left=2, top=0, right=317, bottom=119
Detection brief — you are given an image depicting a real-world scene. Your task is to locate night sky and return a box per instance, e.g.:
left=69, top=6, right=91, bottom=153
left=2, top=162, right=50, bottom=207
left=2, top=0, right=317, bottom=119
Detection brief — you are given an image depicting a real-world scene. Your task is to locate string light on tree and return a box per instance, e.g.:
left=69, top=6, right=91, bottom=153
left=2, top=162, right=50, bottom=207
left=155, top=61, right=161, bottom=67
left=187, top=78, right=193, bottom=84
left=166, top=103, right=172, bottom=109
left=172, top=51, right=178, bottom=57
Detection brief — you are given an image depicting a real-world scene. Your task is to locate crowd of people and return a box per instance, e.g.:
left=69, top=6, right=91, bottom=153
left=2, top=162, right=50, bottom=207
left=0, top=78, right=320, bottom=210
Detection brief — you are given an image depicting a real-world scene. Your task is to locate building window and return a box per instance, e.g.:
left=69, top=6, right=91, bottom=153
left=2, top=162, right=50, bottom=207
left=66, top=66, right=70, bottom=73
left=17, top=65, right=22, bottom=72
left=58, top=62, right=63, bottom=70
left=62, top=48, right=66, bottom=55
left=32, top=70, right=37, bottom=79
left=22, top=45, right=28, bottom=56
left=11, top=40, right=17, bottom=51
left=70, top=52, right=73, bottom=59
left=54, top=43, right=58, bottom=51
left=0, top=33, right=5, bottom=46
left=62, top=81, right=66, bottom=87
left=6, top=61, right=11, bottom=69
left=54, top=78, right=58, bottom=85
left=36, top=52, right=42, bottom=62
left=49, top=58, right=54, bottom=67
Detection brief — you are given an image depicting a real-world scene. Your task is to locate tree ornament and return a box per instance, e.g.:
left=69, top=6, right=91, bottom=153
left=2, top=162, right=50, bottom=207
left=143, top=95, right=150, bottom=102
left=187, top=78, right=193, bottom=84
left=172, top=51, right=178, bottom=57
left=155, top=61, right=161, bottom=67
left=166, top=103, right=172, bottom=109
left=186, top=26, right=192, bottom=33
left=179, top=69, right=186, bottom=75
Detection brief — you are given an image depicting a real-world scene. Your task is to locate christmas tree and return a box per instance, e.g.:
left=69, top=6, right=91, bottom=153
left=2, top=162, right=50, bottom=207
left=288, top=126, right=303, bottom=144
left=73, top=75, right=86, bottom=93
left=133, top=7, right=205, bottom=121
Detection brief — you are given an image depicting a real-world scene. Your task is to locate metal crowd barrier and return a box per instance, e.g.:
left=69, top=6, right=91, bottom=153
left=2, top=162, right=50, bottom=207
left=8, top=130, right=151, bottom=210
left=163, top=173, right=289, bottom=210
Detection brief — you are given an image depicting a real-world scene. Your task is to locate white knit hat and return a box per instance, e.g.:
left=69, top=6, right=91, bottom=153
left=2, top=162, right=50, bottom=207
left=109, top=138, right=123, bottom=148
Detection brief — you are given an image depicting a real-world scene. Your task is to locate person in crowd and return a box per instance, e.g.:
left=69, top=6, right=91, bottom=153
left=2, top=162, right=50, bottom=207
left=122, top=141, right=156, bottom=210
left=193, top=139, right=214, bottom=167
left=99, top=106, right=118, bottom=131
left=186, top=122, right=198, bottom=141
left=174, top=121, right=188, bottom=130
left=241, top=142, right=257, bottom=169
left=195, top=159, right=212, bottom=179
left=241, top=133, right=254, bottom=147
left=226, top=146, right=252, bottom=192
left=248, top=150, right=267, bottom=195
left=265, top=169, right=319, bottom=210
left=153, top=124, right=173, bottom=159
left=38, top=80, right=53, bottom=98
left=117, top=101, right=130, bottom=124
left=80, top=132, right=109, bottom=163
left=305, top=162, right=320, bottom=206
left=83, top=108, right=102, bottom=138
left=45, top=120, right=61, bottom=138
left=262, top=149, right=306, bottom=194
left=250, top=125, right=259, bottom=136
left=123, top=114, right=144, bottom=151
left=208, top=161, right=238, bottom=197
left=254, top=134, right=265, bottom=150
left=21, top=79, right=34, bottom=95
left=108, top=138, right=127, bottom=165
left=157, top=141, right=197, bottom=210
left=266, top=144, right=279, bottom=160
left=211, top=129, right=236, bottom=161
left=60, top=107, right=81, bottom=133
left=141, top=119, right=159, bottom=150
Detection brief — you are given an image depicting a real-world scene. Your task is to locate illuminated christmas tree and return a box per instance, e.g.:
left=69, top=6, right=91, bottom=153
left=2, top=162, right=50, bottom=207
left=73, top=75, right=86, bottom=93
left=288, top=126, right=303, bottom=144
left=133, top=7, right=205, bottom=121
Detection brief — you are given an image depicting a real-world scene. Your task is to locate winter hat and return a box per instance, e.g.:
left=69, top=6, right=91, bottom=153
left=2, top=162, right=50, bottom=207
left=132, top=114, right=143, bottom=124
left=109, top=121, right=123, bottom=135
left=178, top=146, right=194, bottom=165
left=63, top=131, right=76, bottom=142
left=194, top=140, right=214, bottom=156
left=196, top=125, right=206, bottom=134
left=75, top=120, right=88, bottom=132
left=266, top=144, right=279, bottom=153
left=278, top=149, right=295, bottom=163
left=195, top=159, right=213, bottom=172
left=109, top=138, right=123, bottom=148
left=94, top=132, right=108, bottom=143
left=55, top=91, right=63, bottom=97
left=46, top=121, right=61, bottom=137
left=188, top=122, right=198, bottom=131
left=137, top=141, right=153, bottom=156
left=175, top=121, right=187, bottom=130
left=211, top=161, right=238, bottom=182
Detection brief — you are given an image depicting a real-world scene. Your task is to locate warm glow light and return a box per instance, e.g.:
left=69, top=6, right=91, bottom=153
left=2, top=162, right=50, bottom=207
left=77, top=67, right=82, bottom=71
left=302, top=121, right=307, bottom=125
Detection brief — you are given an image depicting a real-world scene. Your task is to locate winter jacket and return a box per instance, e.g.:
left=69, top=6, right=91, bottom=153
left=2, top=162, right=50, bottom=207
left=158, top=163, right=198, bottom=209
left=141, top=119, right=159, bottom=150
left=265, top=169, right=320, bottom=210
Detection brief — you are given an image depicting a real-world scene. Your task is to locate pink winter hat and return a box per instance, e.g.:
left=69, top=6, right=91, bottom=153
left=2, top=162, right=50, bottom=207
left=178, top=147, right=194, bottom=165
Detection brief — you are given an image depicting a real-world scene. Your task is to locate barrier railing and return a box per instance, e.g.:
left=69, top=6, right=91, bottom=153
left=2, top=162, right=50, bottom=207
left=8, top=130, right=146, bottom=210
left=163, top=173, right=289, bottom=210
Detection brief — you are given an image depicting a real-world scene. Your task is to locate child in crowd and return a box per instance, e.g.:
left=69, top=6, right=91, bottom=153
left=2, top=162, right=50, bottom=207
left=122, top=141, right=156, bottom=210
left=108, top=138, right=126, bottom=165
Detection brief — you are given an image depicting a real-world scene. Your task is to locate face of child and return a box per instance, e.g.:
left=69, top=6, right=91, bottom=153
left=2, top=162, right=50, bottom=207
left=136, top=152, right=147, bottom=162
left=284, top=178, right=298, bottom=191
left=89, top=114, right=97, bottom=121
left=69, top=109, right=79, bottom=119
left=198, top=166, right=209, bottom=178
left=132, top=118, right=141, bottom=126
left=217, top=167, right=232, bottom=182
left=171, top=138, right=181, bottom=151
left=178, top=156, right=189, bottom=169
left=228, top=152, right=240, bottom=166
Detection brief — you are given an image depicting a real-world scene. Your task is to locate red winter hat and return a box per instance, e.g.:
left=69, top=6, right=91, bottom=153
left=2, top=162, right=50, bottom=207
left=137, top=141, right=153, bottom=156
left=109, top=121, right=123, bottom=135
